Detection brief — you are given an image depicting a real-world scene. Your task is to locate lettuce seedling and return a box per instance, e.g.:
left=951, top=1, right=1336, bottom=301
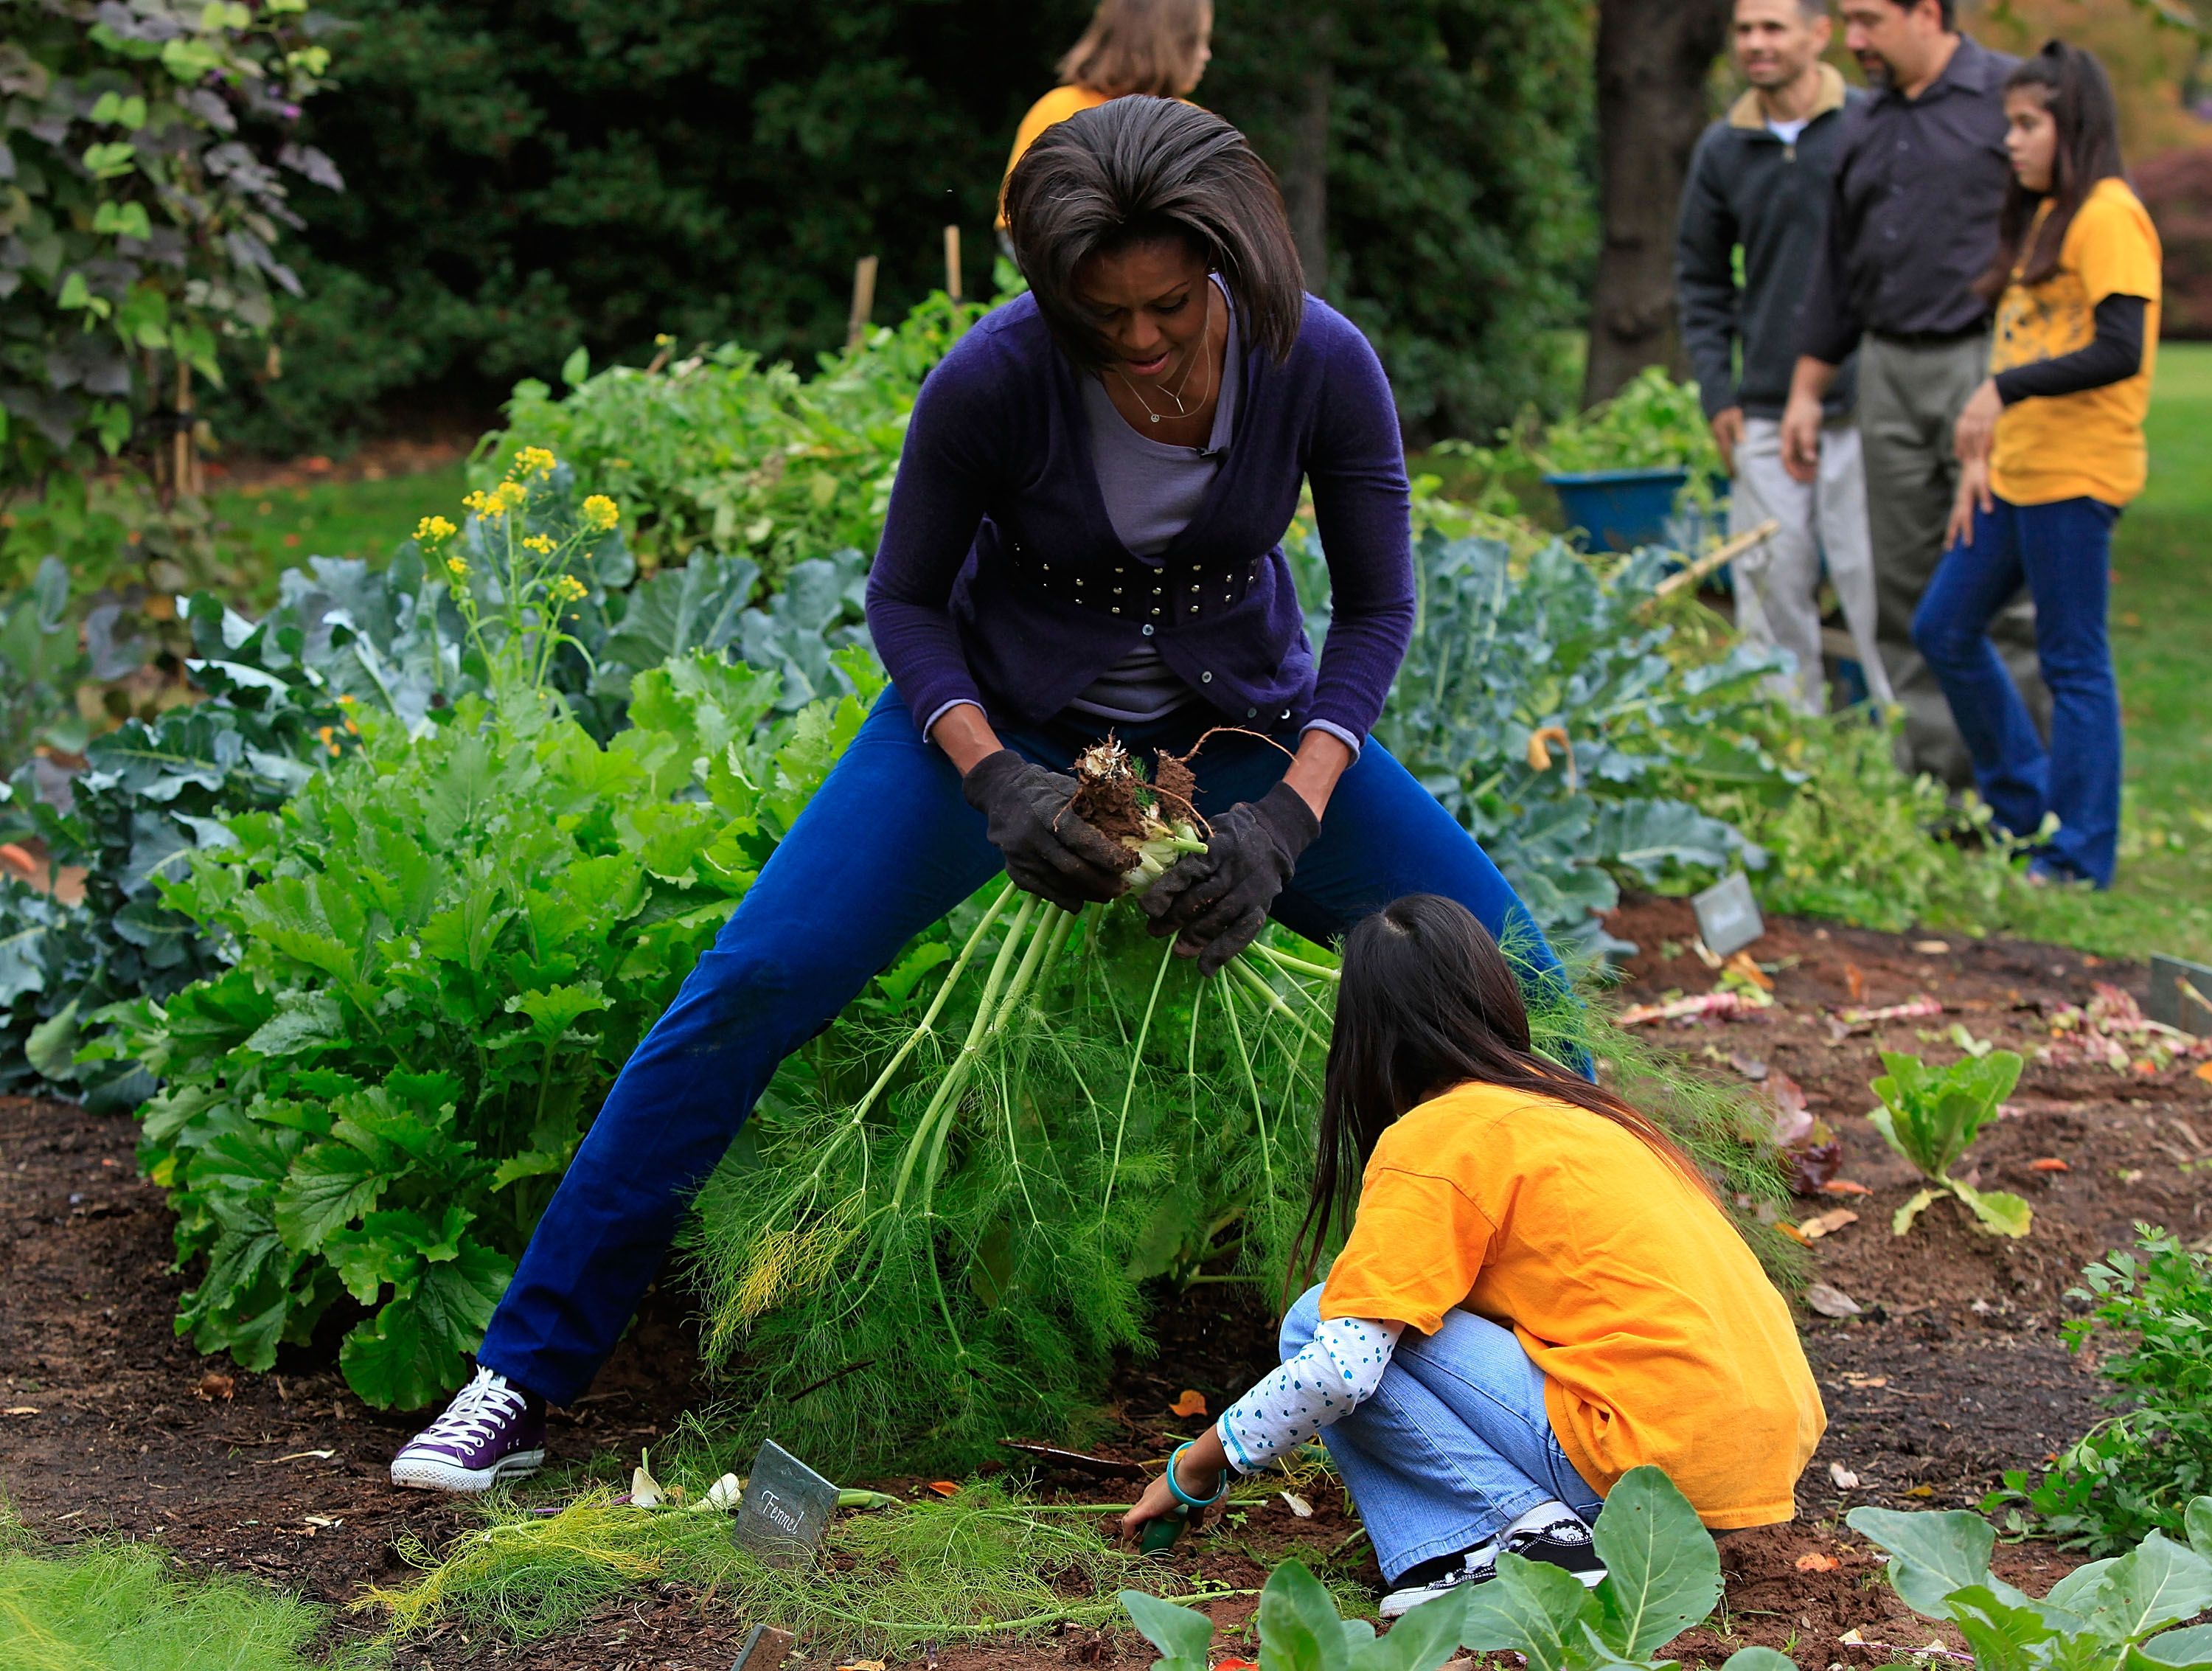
left=1868, top=1049, right=2031, bottom=1238
left=1849, top=1495, right=2212, bottom=1671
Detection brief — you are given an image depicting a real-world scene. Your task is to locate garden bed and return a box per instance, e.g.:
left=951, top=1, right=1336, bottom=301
left=1, top=899, right=2207, bottom=1667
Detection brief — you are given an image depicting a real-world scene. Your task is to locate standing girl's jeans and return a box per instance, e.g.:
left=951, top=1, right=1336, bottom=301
left=476, top=692, right=1578, bottom=1407
left=1911, top=493, right=2122, bottom=888
left=1280, top=1284, right=1604, bottom=1583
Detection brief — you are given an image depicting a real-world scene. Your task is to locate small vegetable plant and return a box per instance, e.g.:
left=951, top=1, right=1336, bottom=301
left=1122, top=1468, right=1787, bottom=1671
left=1867, top=1048, right=2031, bottom=1238
left=1992, top=1227, right=2212, bottom=1553
left=1849, top=1495, right=2212, bottom=1671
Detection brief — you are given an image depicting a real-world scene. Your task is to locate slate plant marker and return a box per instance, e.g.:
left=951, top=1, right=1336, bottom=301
left=1693, top=870, right=1764, bottom=960
left=731, top=1439, right=841, bottom=1568
left=2147, top=953, right=2212, bottom=1035
left=730, top=1623, right=796, bottom=1671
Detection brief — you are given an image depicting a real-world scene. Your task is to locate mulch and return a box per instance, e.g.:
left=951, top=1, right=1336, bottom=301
left=3, top=892, right=2208, bottom=1668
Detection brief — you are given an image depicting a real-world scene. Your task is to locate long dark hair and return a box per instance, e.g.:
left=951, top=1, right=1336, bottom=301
left=1288, top=894, right=1712, bottom=1295
left=1001, top=96, right=1304, bottom=369
left=1975, top=41, right=2126, bottom=300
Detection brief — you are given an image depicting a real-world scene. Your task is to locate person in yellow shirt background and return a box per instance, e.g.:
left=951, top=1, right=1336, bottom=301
left=1120, top=894, right=1824, bottom=1619
left=1915, top=41, right=2159, bottom=891
left=1001, top=0, right=1214, bottom=226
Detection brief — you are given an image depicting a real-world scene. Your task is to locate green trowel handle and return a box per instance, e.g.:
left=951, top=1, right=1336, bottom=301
left=1139, top=1506, right=1190, bottom=1555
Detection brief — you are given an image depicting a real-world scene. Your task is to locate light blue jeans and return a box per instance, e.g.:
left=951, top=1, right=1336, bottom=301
left=1281, top=1284, right=1604, bottom=1583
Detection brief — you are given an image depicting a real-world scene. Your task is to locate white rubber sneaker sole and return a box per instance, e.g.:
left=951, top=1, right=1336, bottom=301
left=389, top=1446, right=546, bottom=1493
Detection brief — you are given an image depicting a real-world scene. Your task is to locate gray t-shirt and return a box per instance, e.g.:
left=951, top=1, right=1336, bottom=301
left=1067, top=281, right=1241, bottom=724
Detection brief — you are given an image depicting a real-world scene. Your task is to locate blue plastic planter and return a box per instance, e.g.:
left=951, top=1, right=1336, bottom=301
left=1544, top=468, right=1690, bottom=554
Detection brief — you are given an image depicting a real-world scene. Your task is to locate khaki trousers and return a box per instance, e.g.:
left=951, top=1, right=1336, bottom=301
left=1858, top=332, right=2048, bottom=785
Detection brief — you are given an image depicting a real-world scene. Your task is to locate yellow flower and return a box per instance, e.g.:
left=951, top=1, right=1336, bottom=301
left=552, top=574, right=588, bottom=603
left=415, top=514, right=458, bottom=545
left=523, top=533, right=555, bottom=554
left=582, top=494, right=619, bottom=531
left=446, top=555, right=467, bottom=577
left=462, top=490, right=490, bottom=513
left=511, top=445, right=557, bottom=481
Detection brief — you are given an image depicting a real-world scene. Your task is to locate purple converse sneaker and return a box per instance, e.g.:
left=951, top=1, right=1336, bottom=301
left=389, top=1366, right=547, bottom=1493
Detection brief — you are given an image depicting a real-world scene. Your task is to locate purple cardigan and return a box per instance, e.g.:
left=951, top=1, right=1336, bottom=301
left=863, top=291, right=1414, bottom=745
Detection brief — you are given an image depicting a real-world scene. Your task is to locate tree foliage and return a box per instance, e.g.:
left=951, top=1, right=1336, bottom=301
left=206, top=0, right=1592, bottom=454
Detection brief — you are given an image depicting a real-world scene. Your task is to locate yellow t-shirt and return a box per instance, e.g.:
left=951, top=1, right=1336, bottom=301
left=998, top=85, right=1114, bottom=224
left=1989, top=178, right=2162, bottom=507
left=1320, top=1083, right=1826, bottom=1529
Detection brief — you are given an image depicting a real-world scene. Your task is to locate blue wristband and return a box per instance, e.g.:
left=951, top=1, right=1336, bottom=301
left=1165, top=1440, right=1228, bottom=1510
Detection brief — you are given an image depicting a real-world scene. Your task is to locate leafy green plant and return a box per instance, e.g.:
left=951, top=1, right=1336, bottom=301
left=0, top=0, right=335, bottom=488
left=1126, top=1554, right=1465, bottom=1671
left=1293, top=523, right=1789, bottom=948
left=108, top=647, right=878, bottom=1408
left=1848, top=1495, right=2212, bottom=1671
left=1866, top=1049, right=2031, bottom=1237
left=1535, top=367, right=1725, bottom=481
left=1991, top=1228, right=2212, bottom=1554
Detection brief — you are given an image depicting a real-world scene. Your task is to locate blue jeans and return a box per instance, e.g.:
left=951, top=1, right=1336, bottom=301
left=1911, top=494, right=2122, bottom=888
left=1281, top=1284, right=1604, bottom=1583
left=478, top=692, right=1576, bottom=1406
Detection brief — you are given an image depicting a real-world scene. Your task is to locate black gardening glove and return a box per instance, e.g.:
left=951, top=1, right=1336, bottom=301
left=961, top=748, right=1133, bottom=913
left=1138, top=780, right=1319, bottom=976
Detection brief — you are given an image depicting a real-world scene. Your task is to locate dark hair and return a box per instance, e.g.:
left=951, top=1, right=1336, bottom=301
left=1001, top=97, right=1304, bottom=369
left=1057, top=0, right=1212, bottom=98
left=1288, top=894, right=1713, bottom=1296
left=1975, top=41, right=2126, bottom=300
left=1882, top=0, right=1955, bottom=29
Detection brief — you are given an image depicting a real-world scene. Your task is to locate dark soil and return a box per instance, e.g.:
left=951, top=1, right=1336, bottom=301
left=4, top=896, right=2208, bottom=1668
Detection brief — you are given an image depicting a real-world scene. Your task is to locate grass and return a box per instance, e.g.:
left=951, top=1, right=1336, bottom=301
left=0, top=1509, right=362, bottom=1670
left=207, top=462, right=467, bottom=607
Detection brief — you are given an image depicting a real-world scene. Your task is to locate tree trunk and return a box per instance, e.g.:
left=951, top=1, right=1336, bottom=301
left=1277, top=13, right=1335, bottom=293
left=1582, top=0, right=1730, bottom=406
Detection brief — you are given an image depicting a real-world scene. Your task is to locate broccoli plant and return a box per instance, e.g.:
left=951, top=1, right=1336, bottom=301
left=1849, top=1497, right=2212, bottom=1671
left=1868, top=1049, right=2031, bottom=1238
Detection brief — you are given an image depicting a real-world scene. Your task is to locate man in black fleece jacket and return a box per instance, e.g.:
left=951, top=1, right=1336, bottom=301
left=1677, top=0, right=1891, bottom=715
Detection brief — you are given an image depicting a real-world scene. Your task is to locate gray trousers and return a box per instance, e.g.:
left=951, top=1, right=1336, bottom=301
left=1859, top=332, right=2049, bottom=785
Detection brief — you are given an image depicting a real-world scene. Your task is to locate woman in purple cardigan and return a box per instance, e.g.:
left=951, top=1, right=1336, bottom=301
left=388, top=97, right=1579, bottom=1493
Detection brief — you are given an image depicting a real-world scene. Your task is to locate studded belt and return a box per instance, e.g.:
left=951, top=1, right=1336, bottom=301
left=1003, top=538, right=1265, bottom=626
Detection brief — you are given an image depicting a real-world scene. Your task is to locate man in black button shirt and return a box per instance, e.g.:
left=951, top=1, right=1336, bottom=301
left=1778, top=0, right=2048, bottom=784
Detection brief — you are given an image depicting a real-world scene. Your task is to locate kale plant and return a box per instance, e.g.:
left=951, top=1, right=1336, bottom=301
left=1851, top=1495, right=2212, bottom=1670
left=1867, top=1049, right=2030, bottom=1238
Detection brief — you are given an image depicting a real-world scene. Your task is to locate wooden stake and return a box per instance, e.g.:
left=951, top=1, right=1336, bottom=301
left=845, top=254, right=878, bottom=351
left=943, top=225, right=962, bottom=302
left=1647, top=517, right=1779, bottom=605
left=173, top=361, right=193, bottom=499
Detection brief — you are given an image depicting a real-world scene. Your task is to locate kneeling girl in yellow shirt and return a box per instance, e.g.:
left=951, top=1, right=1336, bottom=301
left=1121, top=894, right=1826, bottom=1618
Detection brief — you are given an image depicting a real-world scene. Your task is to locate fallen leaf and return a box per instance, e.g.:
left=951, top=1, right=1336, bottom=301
left=265, top=1449, right=335, bottom=1464
left=1821, top=1179, right=1872, bottom=1196
left=195, top=1372, right=234, bottom=1401
left=1725, top=950, right=1775, bottom=991
left=2030, top=1158, right=2069, bottom=1173
left=1279, top=1491, right=1313, bottom=1518
left=2197, top=1062, right=2211, bottom=1083
left=1805, top=1281, right=1863, bottom=1319
left=1795, top=1552, right=1841, bottom=1571
left=836, top=1659, right=887, bottom=1671
left=1829, top=1462, right=1860, bottom=1490
left=1777, top=1220, right=1810, bottom=1245
left=4, top=1406, right=38, bottom=1417
left=1765, top=1069, right=1812, bottom=1147
left=1837, top=1628, right=1866, bottom=1645
left=1799, top=1209, right=1860, bottom=1240
left=1844, top=964, right=1866, bottom=1003
left=1729, top=1052, right=1769, bottom=1081
left=1169, top=1389, right=1208, bottom=1419
left=701, top=1473, right=742, bottom=1512
left=1913, top=941, right=1951, bottom=956
left=0, top=843, right=34, bottom=878
left=1215, top=1661, right=1262, bottom=1671
left=927, top=1480, right=961, bottom=1498
left=1842, top=1375, right=1888, bottom=1389
left=303, top=1514, right=340, bottom=1528
left=1905, top=1484, right=1935, bottom=1498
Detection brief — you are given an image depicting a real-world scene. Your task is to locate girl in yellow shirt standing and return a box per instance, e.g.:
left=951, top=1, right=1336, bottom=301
left=1917, top=41, right=2160, bottom=890
left=1001, top=0, right=1213, bottom=210
left=1121, top=894, right=1824, bottom=1618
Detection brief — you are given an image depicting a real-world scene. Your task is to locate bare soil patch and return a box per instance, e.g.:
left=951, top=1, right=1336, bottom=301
left=4, top=895, right=2208, bottom=1667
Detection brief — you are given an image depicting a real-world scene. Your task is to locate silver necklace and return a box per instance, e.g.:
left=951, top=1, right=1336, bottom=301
left=1113, top=288, right=1216, bottom=425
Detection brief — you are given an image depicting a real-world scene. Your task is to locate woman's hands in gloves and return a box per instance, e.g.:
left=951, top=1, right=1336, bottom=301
left=961, top=748, right=1133, bottom=912
left=1139, top=779, right=1318, bottom=975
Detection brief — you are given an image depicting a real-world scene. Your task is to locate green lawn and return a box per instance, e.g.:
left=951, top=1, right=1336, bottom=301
left=1993, top=341, right=2212, bottom=962
left=209, top=462, right=468, bottom=607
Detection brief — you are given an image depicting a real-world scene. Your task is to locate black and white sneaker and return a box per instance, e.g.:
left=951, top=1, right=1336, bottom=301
left=1502, top=1510, right=1607, bottom=1588
left=1377, top=1542, right=1500, bottom=1618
